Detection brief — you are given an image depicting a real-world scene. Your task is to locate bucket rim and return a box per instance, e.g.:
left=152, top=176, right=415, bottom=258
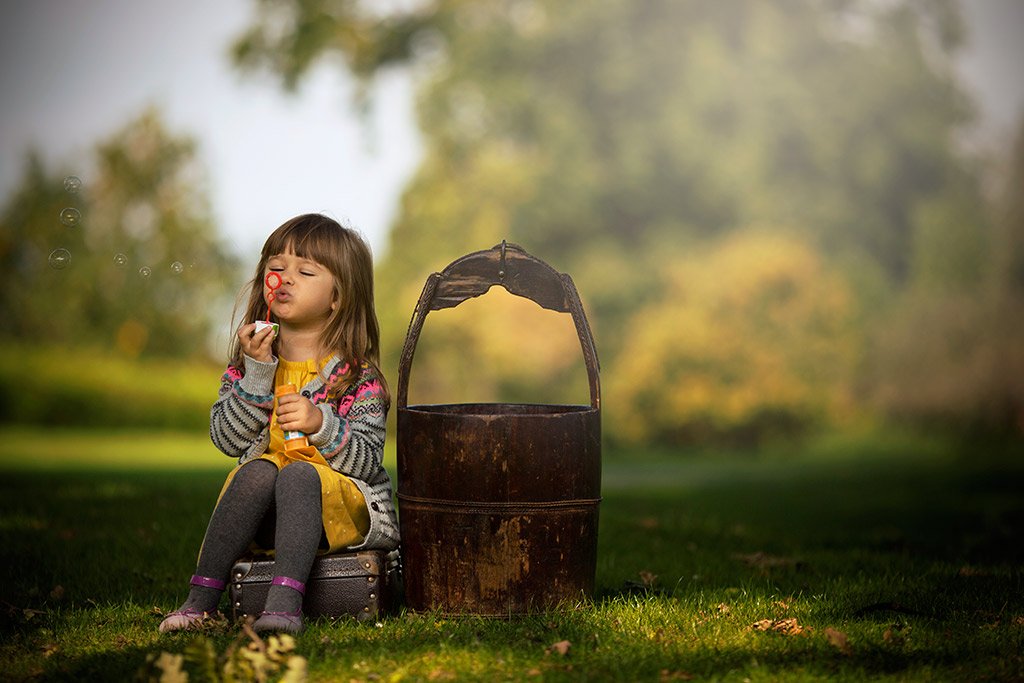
left=400, top=402, right=598, bottom=417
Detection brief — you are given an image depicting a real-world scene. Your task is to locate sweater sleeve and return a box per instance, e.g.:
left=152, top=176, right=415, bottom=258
left=307, top=366, right=387, bottom=481
left=209, top=355, right=278, bottom=457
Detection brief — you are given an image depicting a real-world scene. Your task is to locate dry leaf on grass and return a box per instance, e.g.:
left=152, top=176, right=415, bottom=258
left=639, top=570, right=658, bottom=587
left=957, top=565, right=989, bottom=577
left=660, top=669, right=695, bottom=681
left=824, top=627, right=852, bottom=655
left=733, top=551, right=800, bottom=571
left=750, top=618, right=806, bottom=635
left=546, top=640, right=571, bottom=656
left=883, top=622, right=909, bottom=645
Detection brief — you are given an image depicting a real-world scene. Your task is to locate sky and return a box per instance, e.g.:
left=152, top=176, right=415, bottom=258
left=0, top=0, right=420, bottom=261
left=1, top=0, right=1022, bottom=265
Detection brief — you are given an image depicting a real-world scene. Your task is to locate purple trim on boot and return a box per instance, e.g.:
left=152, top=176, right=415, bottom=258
left=190, top=574, right=226, bottom=591
left=271, top=576, right=306, bottom=595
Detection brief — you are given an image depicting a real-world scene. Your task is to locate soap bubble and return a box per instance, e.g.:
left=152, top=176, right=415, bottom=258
left=59, top=207, right=82, bottom=227
left=170, top=261, right=184, bottom=274
left=63, top=176, right=82, bottom=193
left=113, top=253, right=128, bottom=267
left=48, top=248, right=71, bottom=269
left=139, top=266, right=152, bottom=278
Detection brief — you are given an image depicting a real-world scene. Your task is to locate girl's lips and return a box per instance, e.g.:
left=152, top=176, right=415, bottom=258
left=273, top=290, right=292, bottom=302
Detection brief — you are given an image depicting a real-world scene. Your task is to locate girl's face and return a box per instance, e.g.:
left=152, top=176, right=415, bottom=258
left=264, top=249, right=338, bottom=329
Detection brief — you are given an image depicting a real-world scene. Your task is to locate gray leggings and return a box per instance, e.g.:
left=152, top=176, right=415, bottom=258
left=195, top=458, right=323, bottom=585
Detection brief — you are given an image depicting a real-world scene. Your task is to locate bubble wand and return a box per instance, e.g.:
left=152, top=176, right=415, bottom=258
left=254, top=272, right=282, bottom=336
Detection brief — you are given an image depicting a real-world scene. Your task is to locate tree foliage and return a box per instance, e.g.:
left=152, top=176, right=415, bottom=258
left=232, top=0, right=1005, bottom=444
left=0, top=109, right=238, bottom=359
left=607, top=231, right=858, bottom=446
left=863, top=116, right=1024, bottom=437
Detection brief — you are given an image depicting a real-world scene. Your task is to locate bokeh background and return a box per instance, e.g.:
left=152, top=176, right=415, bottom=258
left=2, top=0, right=1023, bottom=453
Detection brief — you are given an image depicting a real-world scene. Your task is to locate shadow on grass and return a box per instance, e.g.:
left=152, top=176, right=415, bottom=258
left=1, top=447, right=1023, bottom=680
left=0, top=470, right=227, bottom=610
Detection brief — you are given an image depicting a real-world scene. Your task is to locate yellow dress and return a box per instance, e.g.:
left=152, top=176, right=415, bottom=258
left=217, top=356, right=370, bottom=553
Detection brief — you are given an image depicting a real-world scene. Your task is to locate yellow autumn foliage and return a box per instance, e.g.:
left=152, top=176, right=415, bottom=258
left=403, top=285, right=590, bottom=407
left=607, top=231, right=858, bottom=445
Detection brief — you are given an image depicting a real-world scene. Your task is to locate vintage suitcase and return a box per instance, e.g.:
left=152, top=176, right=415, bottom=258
left=230, top=549, right=401, bottom=622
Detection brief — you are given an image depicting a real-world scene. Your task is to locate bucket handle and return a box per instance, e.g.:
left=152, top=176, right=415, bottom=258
left=397, top=241, right=600, bottom=410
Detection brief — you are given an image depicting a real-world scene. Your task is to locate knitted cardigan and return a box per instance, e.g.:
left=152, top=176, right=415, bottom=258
left=209, top=353, right=399, bottom=552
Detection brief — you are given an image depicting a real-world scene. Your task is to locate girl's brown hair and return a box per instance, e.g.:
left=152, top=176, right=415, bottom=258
left=230, top=213, right=388, bottom=404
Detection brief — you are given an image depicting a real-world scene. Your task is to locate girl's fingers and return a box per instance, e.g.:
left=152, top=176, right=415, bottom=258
left=238, top=323, right=274, bottom=361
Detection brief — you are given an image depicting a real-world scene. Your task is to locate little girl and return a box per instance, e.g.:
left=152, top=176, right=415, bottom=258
left=160, top=213, right=399, bottom=634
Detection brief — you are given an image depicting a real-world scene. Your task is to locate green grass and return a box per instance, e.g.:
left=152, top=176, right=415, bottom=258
left=1, top=428, right=1022, bottom=681
left=0, top=342, right=221, bottom=430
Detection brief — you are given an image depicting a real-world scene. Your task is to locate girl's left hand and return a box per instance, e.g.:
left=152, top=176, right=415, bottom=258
left=276, top=394, right=324, bottom=434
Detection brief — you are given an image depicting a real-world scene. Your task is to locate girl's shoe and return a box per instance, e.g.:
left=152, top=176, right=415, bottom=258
left=159, top=574, right=226, bottom=633
left=252, top=608, right=304, bottom=633
left=158, top=608, right=218, bottom=633
left=253, top=575, right=306, bottom=633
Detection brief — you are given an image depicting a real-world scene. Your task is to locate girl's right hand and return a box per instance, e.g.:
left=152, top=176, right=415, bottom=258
left=238, top=323, right=275, bottom=362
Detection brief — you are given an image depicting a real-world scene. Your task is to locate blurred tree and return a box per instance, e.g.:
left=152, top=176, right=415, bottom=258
left=607, top=230, right=858, bottom=446
left=863, top=115, right=1024, bottom=438
left=993, top=116, right=1024, bottom=300
left=0, top=109, right=238, bottom=359
left=233, top=0, right=989, bottom=444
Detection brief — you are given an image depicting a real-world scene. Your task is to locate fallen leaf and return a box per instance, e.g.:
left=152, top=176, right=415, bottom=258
left=41, top=643, right=60, bottom=658
left=716, top=603, right=731, bottom=615
left=660, top=669, right=695, bottom=681
left=526, top=669, right=542, bottom=677
left=1013, top=616, right=1024, bottom=626
left=638, top=517, right=659, bottom=529
left=546, top=640, right=571, bottom=656
left=824, top=627, right=852, bottom=655
left=639, top=571, right=658, bottom=588
left=958, top=566, right=988, bottom=577
left=733, top=551, right=800, bottom=571
left=49, top=585, right=65, bottom=601
left=750, top=618, right=806, bottom=635
left=774, top=618, right=805, bottom=635
left=773, top=599, right=792, bottom=611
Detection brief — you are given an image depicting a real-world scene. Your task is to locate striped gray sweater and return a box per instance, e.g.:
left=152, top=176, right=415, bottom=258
left=209, top=353, right=399, bottom=551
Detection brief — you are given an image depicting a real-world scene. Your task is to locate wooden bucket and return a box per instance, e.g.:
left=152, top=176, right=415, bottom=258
left=396, top=242, right=601, bottom=615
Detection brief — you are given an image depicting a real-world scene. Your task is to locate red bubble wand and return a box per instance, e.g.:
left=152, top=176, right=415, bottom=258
left=264, top=272, right=282, bottom=322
